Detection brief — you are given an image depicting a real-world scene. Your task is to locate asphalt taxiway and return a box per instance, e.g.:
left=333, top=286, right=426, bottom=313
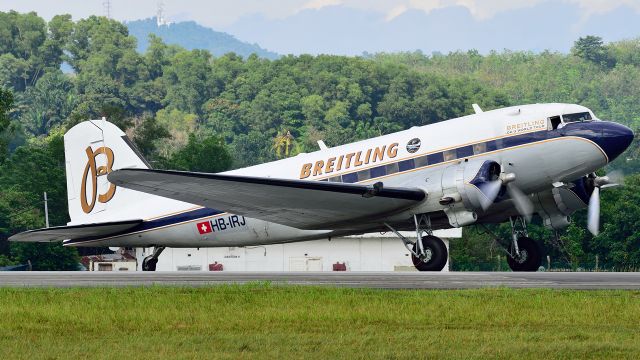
left=0, top=271, right=639, bottom=289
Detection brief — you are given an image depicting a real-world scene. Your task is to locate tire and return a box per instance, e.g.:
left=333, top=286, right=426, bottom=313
left=412, top=235, right=448, bottom=271
left=507, top=237, right=542, bottom=272
left=142, top=257, right=158, bottom=271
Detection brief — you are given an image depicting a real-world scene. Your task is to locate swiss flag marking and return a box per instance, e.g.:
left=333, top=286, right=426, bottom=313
left=197, top=221, right=212, bottom=234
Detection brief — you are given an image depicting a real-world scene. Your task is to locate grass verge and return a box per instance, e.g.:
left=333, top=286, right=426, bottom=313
left=0, top=284, right=638, bottom=359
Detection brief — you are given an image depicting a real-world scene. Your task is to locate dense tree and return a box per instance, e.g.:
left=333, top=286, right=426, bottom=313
left=166, top=133, right=232, bottom=173
left=20, top=71, right=75, bottom=135
left=161, top=49, right=213, bottom=115
left=0, top=131, right=79, bottom=269
left=131, top=115, right=171, bottom=161
left=572, top=35, right=613, bottom=67
left=0, top=87, right=14, bottom=160
left=0, top=87, right=12, bottom=130
left=10, top=242, right=79, bottom=271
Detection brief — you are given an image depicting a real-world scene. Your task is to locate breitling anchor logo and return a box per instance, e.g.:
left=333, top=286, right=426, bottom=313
left=80, top=146, right=116, bottom=214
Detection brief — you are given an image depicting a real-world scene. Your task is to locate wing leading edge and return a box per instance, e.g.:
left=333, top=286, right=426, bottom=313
left=108, top=169, right=425, bottom=230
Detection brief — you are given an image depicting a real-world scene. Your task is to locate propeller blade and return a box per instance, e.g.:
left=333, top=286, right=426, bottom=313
left=507, top=183, right=533, bottom=221
left=478, top=180, right=503, bottom=210
left=606, top=169, right=624, bottom=186
left=601, top=183, right=620, bottom=189
left=587, top=186, right=600, bottom=236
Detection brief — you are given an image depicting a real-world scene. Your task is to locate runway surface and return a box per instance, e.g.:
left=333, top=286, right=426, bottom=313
left=1, top=271, right=640, bottom=289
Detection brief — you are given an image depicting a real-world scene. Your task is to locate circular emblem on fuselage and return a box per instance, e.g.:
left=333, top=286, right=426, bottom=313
left=406, top=138, right=421, bottom=153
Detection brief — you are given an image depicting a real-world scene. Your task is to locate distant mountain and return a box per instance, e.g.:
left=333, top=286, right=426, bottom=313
left=126, top=18, right=279, bottom=59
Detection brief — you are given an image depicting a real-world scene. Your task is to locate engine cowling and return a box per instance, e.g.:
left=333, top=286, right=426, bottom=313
left=532, top=176, right=593, bottom=231
left=439, top=160, right=503, bottom=227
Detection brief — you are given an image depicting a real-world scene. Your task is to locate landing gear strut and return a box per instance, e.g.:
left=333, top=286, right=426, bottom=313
left=385, top=214, right=448, bottom=271
left=506, top=217, right=541, bottom=272
left=141, top=247, right=165, bottom=271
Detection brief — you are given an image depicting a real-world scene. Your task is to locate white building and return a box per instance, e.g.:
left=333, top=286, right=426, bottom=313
left=134, top=229, right=461, bottom=272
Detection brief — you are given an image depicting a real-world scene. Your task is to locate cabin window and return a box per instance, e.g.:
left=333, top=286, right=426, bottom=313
left=563, top=112, right=592, bottom=123
left=414, top=155, right=429, bottom=168
left=357, top=169, right=372, bottom=181
left=549, top=116, right=561, bottom=130
left=473, top=143, right=487, bottom=155
left=443, top=150, right=457, bottom=161
left=328, top=176, right=342, bottom=183
left=385, top=162, right=399, bottom=175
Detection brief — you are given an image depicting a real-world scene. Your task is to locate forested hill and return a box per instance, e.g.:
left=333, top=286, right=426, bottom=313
left=126, top=17, right=279, bottom=60
left=1, top=11, right=640, bottom=271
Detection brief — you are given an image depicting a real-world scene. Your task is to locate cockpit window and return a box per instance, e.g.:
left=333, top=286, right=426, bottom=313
left=549, top=115, right=561, bottom=130
left=563, top=112, right=592, bottom=123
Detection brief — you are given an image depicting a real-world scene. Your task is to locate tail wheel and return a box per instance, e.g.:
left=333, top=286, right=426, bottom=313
left=507, top=236, right=542, bottom=272
left=142, top=257, right=158, bottom=271
left=412, top=235, right=448, bottom=271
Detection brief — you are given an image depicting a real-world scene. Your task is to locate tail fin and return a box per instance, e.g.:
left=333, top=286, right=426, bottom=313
left=64, top=119, right=157, bottom=224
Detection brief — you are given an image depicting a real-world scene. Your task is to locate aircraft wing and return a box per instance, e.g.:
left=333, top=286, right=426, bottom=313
left=109, top=169, right=426, bottom=230
left=9, top=220, right=143, bottom=242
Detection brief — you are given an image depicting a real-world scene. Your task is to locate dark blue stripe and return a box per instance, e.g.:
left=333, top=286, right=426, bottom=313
left=137, top=207, right=224, bottom=231
left=456, top=145, right=474, bottom=159
left=427, top=152, right=444, bottom=164
left=66, top=207, right=226, bottom=244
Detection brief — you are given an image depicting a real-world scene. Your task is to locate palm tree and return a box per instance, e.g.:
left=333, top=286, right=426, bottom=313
left=272, top=130, right=295, bottom=158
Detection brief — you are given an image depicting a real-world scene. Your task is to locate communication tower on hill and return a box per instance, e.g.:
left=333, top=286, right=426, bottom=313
left=157, top=2, right=172, bottom=27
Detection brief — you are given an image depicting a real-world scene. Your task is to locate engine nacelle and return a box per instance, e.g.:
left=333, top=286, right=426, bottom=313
left=532, top=177, right=592, bottom=231
left=439, top=160, right=502, bottom=227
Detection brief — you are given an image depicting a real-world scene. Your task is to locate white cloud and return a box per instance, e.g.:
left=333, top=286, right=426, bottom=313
left=566, top=0, right=640, bottom=16
left=301, top=0, right=344, bottom=11
left=342, top=0, right=640, bottom=22
left=404, top=0, right=545, bottom=20
left=385, top=4, right=409, bottom=21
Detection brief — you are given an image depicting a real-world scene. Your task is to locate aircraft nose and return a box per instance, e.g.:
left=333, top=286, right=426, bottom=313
left=598, top=121, right=634, bottom=161
left=560, top=121, right=634, bottom=162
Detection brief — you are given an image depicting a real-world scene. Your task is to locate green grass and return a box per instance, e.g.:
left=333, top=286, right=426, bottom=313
left=0, top=285, right=639, bottom=359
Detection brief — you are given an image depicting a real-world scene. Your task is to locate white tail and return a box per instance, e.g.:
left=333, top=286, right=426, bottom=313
left=64, top=119, right=186, bottom=225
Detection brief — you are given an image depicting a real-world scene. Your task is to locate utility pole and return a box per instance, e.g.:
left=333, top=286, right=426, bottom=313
left=43, top=192, right=49, bottom=228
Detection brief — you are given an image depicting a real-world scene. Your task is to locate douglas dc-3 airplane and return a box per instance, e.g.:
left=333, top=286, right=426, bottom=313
left=10, top=103, right=634, bottom=272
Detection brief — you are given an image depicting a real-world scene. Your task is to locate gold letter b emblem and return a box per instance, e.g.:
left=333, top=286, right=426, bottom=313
left=80, top=146, right=116, bottom=214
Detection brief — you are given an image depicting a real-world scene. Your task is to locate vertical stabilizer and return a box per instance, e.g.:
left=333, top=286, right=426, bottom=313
left=64, top=119, right=183, bottom=225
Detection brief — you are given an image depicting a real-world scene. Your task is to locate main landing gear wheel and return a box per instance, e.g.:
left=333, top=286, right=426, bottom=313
left=141, top=247, right=165, bottom=271
left=412, top=235, right=448, bottom=272
left=507, top=237, right=542, bottom=272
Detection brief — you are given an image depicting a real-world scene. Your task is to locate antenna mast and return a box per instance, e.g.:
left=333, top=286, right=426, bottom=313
left=103, top=0, right=112, bottom=19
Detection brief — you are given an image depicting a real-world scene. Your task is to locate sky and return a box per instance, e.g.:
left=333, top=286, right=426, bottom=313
left=2, top=0, right=640, bottom=55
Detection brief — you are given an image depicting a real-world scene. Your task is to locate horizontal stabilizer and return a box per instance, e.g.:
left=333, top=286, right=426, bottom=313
left=109, top=169, right=425, bottom=230
left=9, top=220, right=143, bottom=243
